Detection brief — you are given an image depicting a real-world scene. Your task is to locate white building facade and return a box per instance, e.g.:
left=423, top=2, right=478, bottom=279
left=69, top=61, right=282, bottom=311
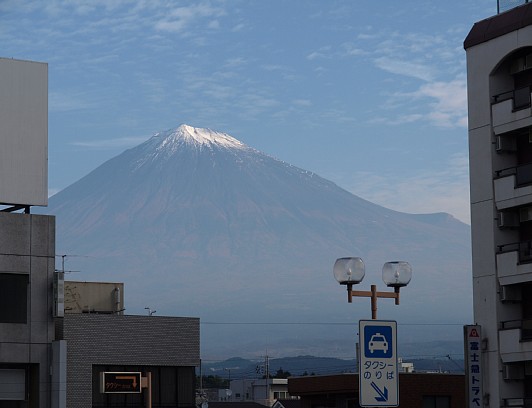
left=465, top=2, right=532, bottom=407
left=223, top=378, right=294, bottom=407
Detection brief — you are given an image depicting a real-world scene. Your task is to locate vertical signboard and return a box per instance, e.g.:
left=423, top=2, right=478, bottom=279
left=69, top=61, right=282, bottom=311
left=464, top=325, right=483, bottom=408
left=359, top=320, right=398, bottom=407
left=0, top=58, right=48, bottom=206
left=53, top=272, right=64, bottom=317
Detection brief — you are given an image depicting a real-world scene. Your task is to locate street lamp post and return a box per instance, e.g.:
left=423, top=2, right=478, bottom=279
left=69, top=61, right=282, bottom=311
left=333, top=257, right=412, bottom=319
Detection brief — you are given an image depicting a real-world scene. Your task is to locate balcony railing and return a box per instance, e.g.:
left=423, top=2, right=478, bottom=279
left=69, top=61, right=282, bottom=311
left=498, top=0, right=531, bottom=14
left=492, top=86, right=532, bottom=111
left=502, top=397, right=532, bottom=408
left=495, top=163, right=532, bottom=187
left=500, top=319, right=532, bottom=340
left=498, top=241, right=532, bottom=263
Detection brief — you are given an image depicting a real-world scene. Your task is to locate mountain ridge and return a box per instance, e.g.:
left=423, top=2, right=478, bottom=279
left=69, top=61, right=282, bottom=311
left=42, top=124, right=472, bottom=358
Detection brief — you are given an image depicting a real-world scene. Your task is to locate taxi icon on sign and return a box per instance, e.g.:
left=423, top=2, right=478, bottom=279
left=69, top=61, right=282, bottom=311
left=368, top=333, right=388, bottom=354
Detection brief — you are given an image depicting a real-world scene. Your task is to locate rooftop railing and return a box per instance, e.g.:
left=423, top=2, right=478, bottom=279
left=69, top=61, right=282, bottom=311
left=498, top=0, right=530, bottom=13
left=495, top=162, right=532, bottom=187
left=497, top=240, right=532, bottom=263
left=500, top=318, right=532, bottom=340
left=492, top=85, right=532, bottom=110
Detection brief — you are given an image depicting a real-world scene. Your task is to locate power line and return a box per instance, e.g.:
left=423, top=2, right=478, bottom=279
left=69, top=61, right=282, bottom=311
left=200, top=321, right=466, bottom=326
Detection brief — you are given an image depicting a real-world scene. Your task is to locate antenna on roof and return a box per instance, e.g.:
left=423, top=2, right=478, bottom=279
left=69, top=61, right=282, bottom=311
left=145, top=307, right=156, bottom=316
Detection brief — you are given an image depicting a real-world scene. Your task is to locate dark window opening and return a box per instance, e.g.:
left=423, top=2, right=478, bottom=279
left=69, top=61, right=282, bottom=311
left=0, top=274, right=28, bottom=324
left=514, top=86, right=531, bottom=110
left=422, top=395, right=450, bottom=408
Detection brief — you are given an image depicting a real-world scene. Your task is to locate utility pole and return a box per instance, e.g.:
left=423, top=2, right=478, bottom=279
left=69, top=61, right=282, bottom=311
left=256, top=354, right=270, bottom=405
left=265, top=354, right=269, bottom=406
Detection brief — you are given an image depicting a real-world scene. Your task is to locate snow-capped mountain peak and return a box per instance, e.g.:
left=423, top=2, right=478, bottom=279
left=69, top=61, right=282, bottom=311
left=132, top=124, right=252, bottom=170
left=156, top=124, right=245, bottom=151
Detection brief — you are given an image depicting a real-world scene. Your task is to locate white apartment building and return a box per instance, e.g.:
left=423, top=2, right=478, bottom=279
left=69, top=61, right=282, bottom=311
left=465, top=1, right=532, bottom=407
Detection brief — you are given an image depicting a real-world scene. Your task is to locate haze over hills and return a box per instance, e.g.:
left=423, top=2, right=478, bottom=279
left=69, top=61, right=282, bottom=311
left=42, top=124, right=472, bottom=359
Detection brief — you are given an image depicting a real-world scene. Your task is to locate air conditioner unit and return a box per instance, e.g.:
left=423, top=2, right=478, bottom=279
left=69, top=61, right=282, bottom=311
left=498, top=212, right=519, bottom=228
left=495, top=135, right=516, bottom=152
left=503, top=364, right=524, bottom=381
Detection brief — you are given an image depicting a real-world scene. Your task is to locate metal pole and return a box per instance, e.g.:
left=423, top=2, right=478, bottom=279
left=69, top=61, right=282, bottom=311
left=370, top=284, right=378, bottom=320
left=394, top=287, right=400, bottom=305
left=147, top=372, right=152, bottom=408
left=200, top=359, right=203, bottom=395
left=265, top=355, right=270, bottom=406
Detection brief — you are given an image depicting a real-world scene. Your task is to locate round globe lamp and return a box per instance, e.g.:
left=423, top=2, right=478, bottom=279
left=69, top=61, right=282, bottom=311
left=333, top=257, right=365, bottom=285
left=382, top=261, right=412, bottom=288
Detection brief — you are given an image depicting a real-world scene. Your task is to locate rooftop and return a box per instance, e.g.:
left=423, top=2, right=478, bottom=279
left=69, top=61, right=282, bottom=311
left=464, top=2, right=532, bottom=49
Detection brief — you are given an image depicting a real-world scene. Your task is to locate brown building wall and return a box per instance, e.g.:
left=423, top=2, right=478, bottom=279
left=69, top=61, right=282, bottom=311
left=289, top=373, right=465, bottom=408
left=60, top=313, right=200, bottom=408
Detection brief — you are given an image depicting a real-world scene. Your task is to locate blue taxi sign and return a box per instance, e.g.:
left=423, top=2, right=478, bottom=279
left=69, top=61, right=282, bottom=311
left=359, top=320, right=398, bottom=407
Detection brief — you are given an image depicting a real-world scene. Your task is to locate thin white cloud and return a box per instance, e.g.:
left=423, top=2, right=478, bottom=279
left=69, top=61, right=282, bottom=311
left=292, top=99, right=312, bottom=107
left=369, top=113, right=424, bottom=126
left=341, top=43, right=366, bottom=57
left=397, top=77, right=468, bottom=128
left=231, top=23, right=246, bottom=32
left=345, top=24, right=468, bottom=129
left=415, top=78, right=468, bottom=126
left=374, top=57, right=435, bottom=82
left=71, top=136, right=148, bottom=149
left=306, top=46, right=332, bottom=60
left=337, top=153, right=471, bottom=224
left=224, top=57, right=247, bottom=68
left=155, top=3, right=225, bottom=34
left=49, top=91, right=94, bottom=112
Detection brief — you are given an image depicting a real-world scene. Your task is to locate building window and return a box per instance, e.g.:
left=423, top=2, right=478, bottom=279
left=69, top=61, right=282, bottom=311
left=423, top=396, right=450, bottom=408
left=0, top=273, right=28, bottom=323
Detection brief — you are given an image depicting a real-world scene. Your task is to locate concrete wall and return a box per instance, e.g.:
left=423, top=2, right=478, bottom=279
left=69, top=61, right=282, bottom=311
left=0, top=212, right=56, bottom=408
left=61, top=313, right=200, bottom=408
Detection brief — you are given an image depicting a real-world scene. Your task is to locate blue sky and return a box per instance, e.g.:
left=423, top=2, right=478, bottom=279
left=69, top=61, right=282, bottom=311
left=1, top=0, right=496, bottom=223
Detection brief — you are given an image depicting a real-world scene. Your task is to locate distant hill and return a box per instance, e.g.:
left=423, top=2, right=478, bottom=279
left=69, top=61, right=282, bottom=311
left=41, top=124, right=472, bottom=358
left=201, top=354, right=464, bottom=379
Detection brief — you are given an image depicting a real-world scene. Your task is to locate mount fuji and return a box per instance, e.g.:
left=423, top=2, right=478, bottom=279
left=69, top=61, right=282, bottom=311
left=43, top=124, right=472, bottom=358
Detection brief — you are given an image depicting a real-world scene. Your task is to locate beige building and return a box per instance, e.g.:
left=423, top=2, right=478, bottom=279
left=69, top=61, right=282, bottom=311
left=465, top=1, right=532, bottom=406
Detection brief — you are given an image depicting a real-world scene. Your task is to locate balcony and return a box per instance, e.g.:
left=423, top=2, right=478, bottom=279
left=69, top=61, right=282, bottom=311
left=494, top=165, right=532, bottom=209
left=492, top=87, right=532, bottom=134
left=499, top=319, right=532, bottom=362
left=497, top=244, right=532, bottom=285
left=502, top=398, right=532, bottom=408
